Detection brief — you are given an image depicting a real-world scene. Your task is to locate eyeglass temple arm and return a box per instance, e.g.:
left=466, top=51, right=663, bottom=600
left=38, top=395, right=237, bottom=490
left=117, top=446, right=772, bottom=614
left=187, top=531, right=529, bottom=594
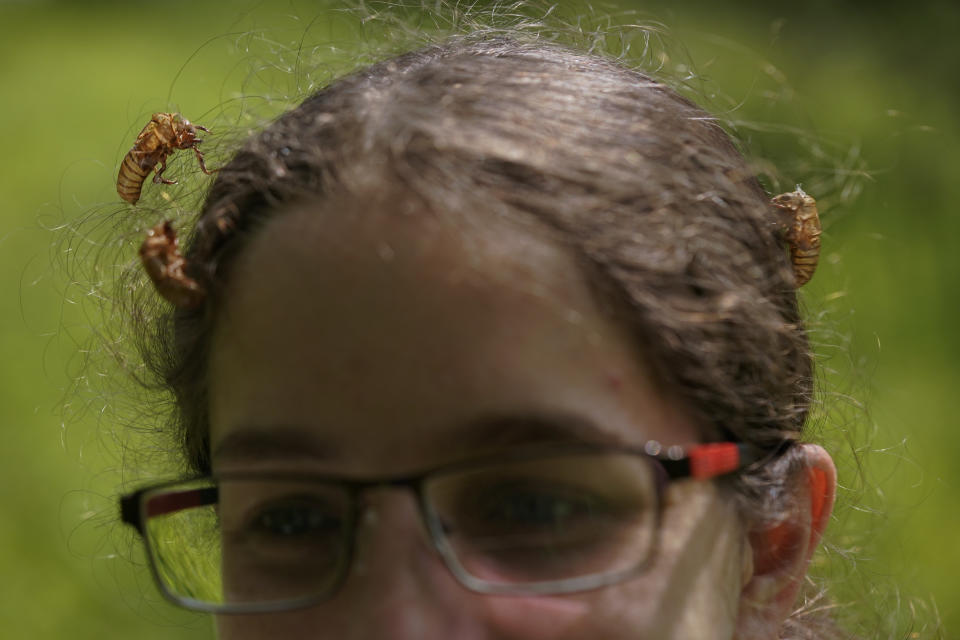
left=116, top=443, right=771, bottom=531
left=657, top=442, right=765, bottom=480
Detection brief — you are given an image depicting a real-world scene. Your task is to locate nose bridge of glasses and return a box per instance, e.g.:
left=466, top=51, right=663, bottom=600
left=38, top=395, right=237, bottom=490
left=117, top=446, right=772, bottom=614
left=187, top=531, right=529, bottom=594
left=354, top=483, right=436, bottom=556
left=342, top=482, right=463, bottom=601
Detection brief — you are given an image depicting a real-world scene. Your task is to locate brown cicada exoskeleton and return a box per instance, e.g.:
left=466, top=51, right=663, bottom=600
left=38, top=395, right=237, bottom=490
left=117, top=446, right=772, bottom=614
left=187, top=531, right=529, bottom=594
left=117, top=112, right=214, bottom=204
left=140, top=220, right=206, bottom=309
left=772, top=186, right=821, bottom=287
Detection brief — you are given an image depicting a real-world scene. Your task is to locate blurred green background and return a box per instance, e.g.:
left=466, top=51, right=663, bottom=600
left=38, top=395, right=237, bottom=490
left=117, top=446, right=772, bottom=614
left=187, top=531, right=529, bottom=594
left=0, top=0, right=956, bottom=637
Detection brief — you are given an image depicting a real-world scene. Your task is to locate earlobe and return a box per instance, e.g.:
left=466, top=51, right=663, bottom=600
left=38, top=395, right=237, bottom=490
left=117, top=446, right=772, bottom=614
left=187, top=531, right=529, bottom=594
left=735, top=444, right=837, bottom=640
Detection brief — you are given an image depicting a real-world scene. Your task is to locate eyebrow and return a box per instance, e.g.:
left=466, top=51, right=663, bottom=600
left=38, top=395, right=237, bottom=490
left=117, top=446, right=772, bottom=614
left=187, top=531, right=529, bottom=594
left=212, top=426, right=340, bottom=464
left=447, top=411, right=631, bottom=452
left=212, top=411, right=630, bottom=465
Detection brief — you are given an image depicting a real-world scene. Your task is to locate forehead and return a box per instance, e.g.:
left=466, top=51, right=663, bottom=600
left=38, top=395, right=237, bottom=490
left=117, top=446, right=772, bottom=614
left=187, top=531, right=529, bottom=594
left=240, top=197, right=595, bottom=312
left=213, top=194, right=612, bottom=357
left=208, top=197, right=697, bottom=470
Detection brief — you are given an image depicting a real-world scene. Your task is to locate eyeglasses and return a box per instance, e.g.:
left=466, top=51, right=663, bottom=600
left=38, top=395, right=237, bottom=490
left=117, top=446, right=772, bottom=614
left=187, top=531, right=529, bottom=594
left=119, top=441, right=761, bottom=614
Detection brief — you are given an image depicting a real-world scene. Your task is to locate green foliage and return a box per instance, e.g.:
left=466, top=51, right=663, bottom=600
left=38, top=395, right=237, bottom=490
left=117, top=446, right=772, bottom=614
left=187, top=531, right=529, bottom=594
left=0, top=0, right=954, bottom=637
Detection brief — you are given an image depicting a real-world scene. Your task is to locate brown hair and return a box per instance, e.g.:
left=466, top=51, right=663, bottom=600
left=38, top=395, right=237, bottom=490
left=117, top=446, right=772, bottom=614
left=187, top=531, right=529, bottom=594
left=133, top=33, right=835, bottom=635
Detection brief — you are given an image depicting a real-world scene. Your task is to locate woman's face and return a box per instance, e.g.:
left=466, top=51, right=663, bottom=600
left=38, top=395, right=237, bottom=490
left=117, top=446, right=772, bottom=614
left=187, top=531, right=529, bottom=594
left=207, top=199, right=750, bottom=639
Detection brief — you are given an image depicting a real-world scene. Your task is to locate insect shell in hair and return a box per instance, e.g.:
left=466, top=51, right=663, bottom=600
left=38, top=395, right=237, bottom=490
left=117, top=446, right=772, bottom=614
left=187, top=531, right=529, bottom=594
left=139, top=220, right=206, bottom=309
left=771, top=186, right=821, bottom=287
left=117, top=112, right=214, bottom=205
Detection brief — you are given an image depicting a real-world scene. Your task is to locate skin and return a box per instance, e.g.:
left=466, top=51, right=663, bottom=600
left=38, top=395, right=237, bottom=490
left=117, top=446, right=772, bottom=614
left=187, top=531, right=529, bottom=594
left=207, top=195, right=835, bottom=639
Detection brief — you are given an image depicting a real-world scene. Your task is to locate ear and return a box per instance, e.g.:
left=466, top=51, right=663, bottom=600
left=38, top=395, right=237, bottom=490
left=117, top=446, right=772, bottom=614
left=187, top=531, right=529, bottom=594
left=735, top=444, right=836, bottom=640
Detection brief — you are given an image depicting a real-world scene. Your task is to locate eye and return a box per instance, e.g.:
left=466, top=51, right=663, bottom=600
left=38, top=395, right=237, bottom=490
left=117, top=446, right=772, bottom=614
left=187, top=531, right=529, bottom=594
left=437, top=481, right=642, bottom=580
left=469, top=481, right=613, bottom=533
left=489, top=490, right=570, bottom=524
left=221, top=492, right=351, bottom=593
left=247, top=497, right=343, bottom=539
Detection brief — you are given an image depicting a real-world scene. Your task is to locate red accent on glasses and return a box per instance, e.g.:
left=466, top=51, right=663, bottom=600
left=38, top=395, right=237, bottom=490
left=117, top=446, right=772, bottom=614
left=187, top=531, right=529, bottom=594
left=145, top=488, right=214, bottom=517
left=688, top=442, right=741, bottom=479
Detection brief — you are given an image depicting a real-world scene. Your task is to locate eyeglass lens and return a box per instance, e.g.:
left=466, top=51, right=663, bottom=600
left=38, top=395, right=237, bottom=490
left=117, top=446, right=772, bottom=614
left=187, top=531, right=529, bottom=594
left=424, top=452, right=659, bottom=587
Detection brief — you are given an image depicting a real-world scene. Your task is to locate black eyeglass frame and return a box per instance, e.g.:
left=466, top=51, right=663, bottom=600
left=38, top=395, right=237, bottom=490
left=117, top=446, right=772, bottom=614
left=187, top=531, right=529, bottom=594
left=119, top=440, right=767, bottom=614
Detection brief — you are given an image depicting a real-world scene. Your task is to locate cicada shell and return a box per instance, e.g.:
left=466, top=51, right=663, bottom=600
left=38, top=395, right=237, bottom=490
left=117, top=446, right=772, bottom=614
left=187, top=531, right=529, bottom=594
left=140, top=220, right=206, bottom=308
left=117, top=112, right=214, bottom=204
left=772, top=186, right=821, bottom=287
